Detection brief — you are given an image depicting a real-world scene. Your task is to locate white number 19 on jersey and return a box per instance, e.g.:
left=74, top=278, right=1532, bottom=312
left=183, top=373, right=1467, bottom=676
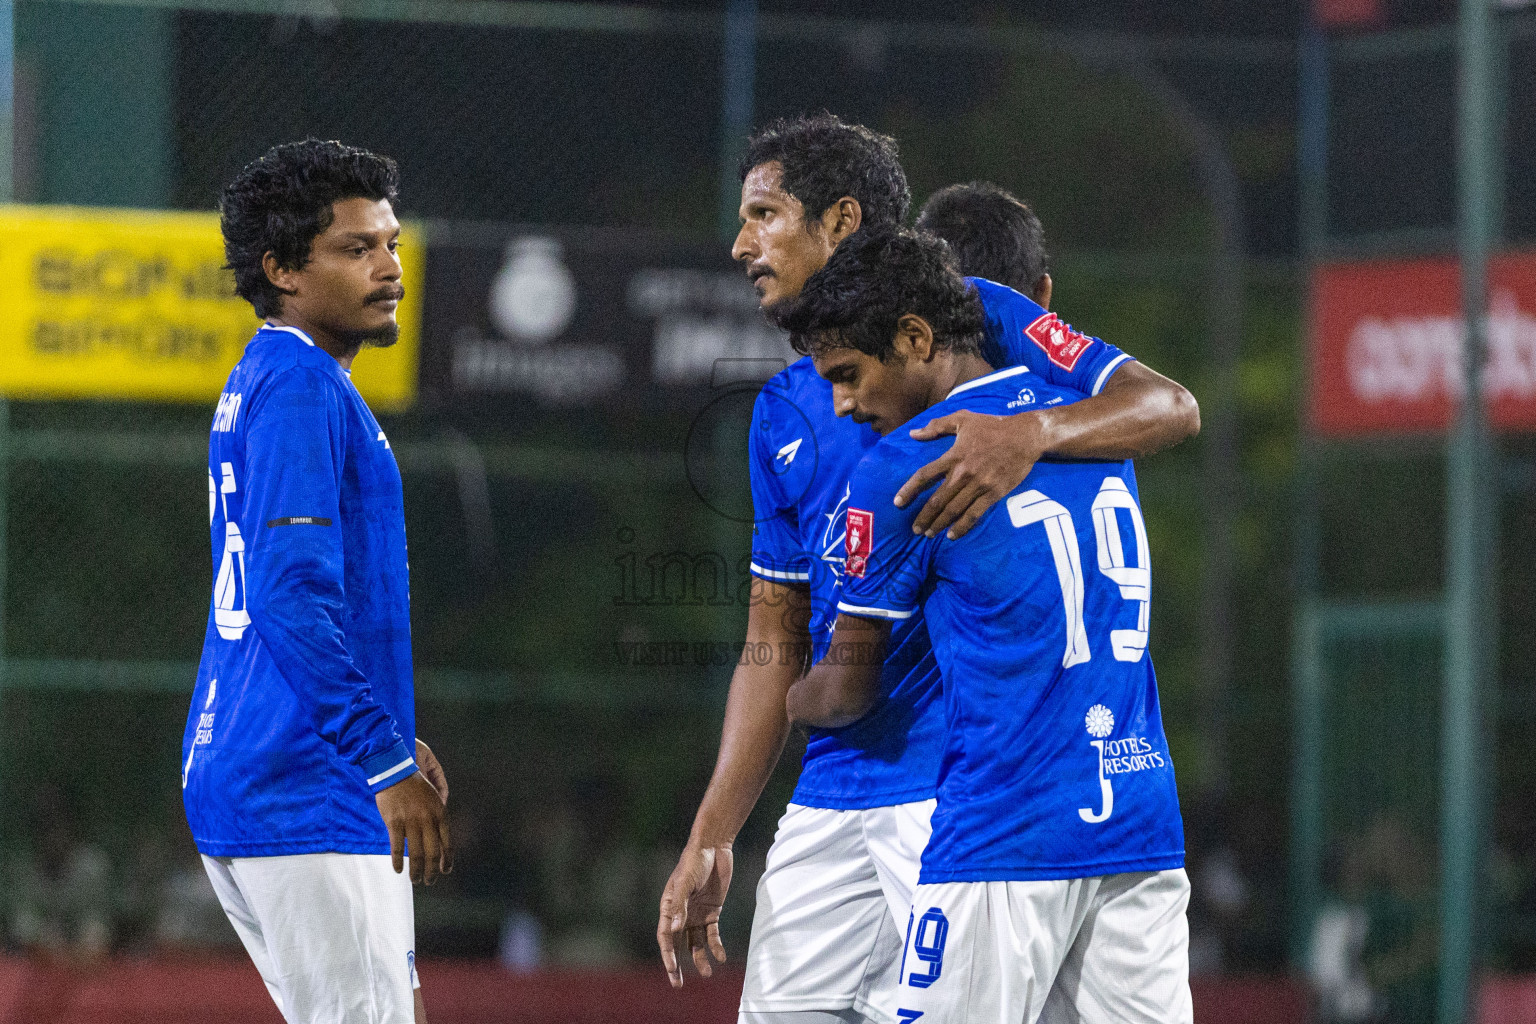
left=1006, top=476, right=1150, bottom=668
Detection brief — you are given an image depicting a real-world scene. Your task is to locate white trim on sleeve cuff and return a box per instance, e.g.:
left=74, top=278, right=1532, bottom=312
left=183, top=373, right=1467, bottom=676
left=1092, top=353, right=1133, bottom=396
left=836, top=601, right=915, bottom=620
left=366, top=756, right=416, bottom=787
left=751, top=562, right=812, bottom=581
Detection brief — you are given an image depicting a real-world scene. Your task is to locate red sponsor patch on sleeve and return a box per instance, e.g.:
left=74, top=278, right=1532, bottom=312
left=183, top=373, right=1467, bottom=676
left=845, top=508, right=873, bottom=578
left=1023, top=312, right=1097, bottom=373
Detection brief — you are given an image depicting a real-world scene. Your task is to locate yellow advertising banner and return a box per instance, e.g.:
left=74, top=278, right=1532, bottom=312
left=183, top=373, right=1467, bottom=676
left=0, top=205, right=421, bottom=410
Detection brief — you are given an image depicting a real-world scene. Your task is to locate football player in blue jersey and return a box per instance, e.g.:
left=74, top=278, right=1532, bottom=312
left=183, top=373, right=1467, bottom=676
left=184, top=139, right=451, bottom=1024
left=657, top=114, right=1196, bottom=1024
left=784, top=228, right=1189, bottom=1024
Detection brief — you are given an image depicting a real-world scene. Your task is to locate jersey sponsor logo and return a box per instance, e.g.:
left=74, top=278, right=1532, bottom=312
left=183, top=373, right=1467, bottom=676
left=267, top=516, right=333, bottom=528
left=212, top=391, right=242, bottom=432
left=1080, top=704, right=1116, bottom=823
left=1023, top=312, right=1096, bottom=372
left=845, top=507, right=873, bottom=578
left=1006, top=387, right=1036, bottom=409
left=1077, top=705, right=1167, bottom=824
left=184, top=678, right=217, bottom=789
left=775, top=437, right=803, bottom=466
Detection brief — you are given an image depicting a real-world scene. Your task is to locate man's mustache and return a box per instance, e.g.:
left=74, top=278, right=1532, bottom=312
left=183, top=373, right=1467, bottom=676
left=366, top=285, right=405, bottom=303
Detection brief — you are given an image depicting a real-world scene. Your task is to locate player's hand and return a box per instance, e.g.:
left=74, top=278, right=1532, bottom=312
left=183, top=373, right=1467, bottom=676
left=897, top=409, right=1049, bottom=539
left=416, top=738, right=449, bottom=805
left=657, top=843, right=733, bottom=988
left=376, top=772, right=454, bottom=885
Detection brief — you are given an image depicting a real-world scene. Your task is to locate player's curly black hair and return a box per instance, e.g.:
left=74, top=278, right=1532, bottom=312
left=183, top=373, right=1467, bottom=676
left=739, top=113, right=910, bottom=231
left=774, top=227, right=984, bottom=360
left=915, top=181, right=1049, bottom=296
left=219, top=139, right=400, bottom=318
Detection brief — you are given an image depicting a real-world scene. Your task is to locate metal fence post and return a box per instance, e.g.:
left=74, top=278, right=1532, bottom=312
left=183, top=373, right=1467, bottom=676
left=717, top=0, right=756, bottom=242
left=1289, top=20, right=1328, bottom=971
left=1440, top=0, right=1500, bottom=1018
left=0, top=0, right=13, bottom=856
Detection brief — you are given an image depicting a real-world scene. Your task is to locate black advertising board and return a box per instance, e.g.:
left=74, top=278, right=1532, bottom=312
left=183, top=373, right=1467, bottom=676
left=418, top=222, right=796, bottom=415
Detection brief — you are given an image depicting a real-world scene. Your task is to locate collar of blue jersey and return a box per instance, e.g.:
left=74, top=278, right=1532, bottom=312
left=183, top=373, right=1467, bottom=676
left=947, top=364, right=1031, bottom=400
left=262, top=322, right=316, bottom=347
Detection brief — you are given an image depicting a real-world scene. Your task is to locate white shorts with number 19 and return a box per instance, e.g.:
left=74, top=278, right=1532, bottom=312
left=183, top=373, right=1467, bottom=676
left=202, top=852, right=419, bottom=1024
left=740, top=800, right=936, bottom=1024
left=896, top=869, right=1193, bottom=1024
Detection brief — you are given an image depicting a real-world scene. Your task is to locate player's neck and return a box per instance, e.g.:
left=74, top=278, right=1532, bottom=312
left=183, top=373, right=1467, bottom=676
left=266, top=313, right=362, bottom=370
left=931, top=353, right=996, bottom=406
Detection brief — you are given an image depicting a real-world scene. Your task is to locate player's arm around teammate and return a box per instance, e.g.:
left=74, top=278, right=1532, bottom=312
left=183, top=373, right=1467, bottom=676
left=899, top=182, right=1201, bottom=541
left=657, top=579, right=813, bottom=987
left=895, top=359, right=1197, bottom=539
left=735, top=153, right=1197, bottom=542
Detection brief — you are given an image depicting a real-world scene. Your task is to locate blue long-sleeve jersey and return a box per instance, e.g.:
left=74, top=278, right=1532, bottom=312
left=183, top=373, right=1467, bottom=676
left=182, top=324, right=417, bottom=858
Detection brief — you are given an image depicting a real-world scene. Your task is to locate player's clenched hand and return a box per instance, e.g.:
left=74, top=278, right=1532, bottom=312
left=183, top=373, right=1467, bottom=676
left=657, top=843, right=733, bottom=989
left=416, top=738, right=449, bottom=805
left=897, top=408, right=1050, bottom=539
left=376, top=772, right=454, bottom=885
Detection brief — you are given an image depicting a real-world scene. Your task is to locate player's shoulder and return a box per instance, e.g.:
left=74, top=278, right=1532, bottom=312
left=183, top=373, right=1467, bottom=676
left=941, top=365, right=1084, bottom=420
left=857, top=421, right=942, bottom=498
left=758, top=354, right=823, bottom=403
left=966, top=276, right=1047, bottom=324
left=236, top=327, right=351, bottom=411
left=753, top=355, right=834, bottom=440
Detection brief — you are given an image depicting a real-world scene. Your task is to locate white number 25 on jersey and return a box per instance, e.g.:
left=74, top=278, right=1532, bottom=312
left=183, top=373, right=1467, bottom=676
left=1006, top=476, right=1150, bottom=667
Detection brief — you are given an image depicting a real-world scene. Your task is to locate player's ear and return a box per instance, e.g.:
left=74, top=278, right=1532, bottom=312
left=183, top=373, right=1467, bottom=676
left=1030, top=273, right=1053, bottom=310
left=262, top=251, right=300, bottom=301
left=822, top=196, right=861, bottom=244
left=896, top=314, right=936, bottom=362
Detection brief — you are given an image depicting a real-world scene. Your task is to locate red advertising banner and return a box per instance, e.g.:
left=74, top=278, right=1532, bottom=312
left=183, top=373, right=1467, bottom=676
left=1309, top=252, right=1536, bottom=435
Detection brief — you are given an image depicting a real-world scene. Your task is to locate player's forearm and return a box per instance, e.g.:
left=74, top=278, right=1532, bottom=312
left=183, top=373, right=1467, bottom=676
left=687, top=579, right=810, bottom=849
left=249, top=573, right=411, bottom=788
left=688, top=656, right=798, bottom=850
left=1035, top=361, right=1200, bottom=461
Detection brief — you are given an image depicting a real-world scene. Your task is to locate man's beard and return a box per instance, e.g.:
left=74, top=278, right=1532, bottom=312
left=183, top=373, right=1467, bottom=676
left=336, top=319, right=400, bottom=350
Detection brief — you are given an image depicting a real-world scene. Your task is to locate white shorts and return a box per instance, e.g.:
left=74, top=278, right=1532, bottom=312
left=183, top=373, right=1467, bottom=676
left=896, top=869, right=1192, bottom=1024
left=203, top=852, right=419, bottom=1024
left=740, top=800, right=935, bottom=1024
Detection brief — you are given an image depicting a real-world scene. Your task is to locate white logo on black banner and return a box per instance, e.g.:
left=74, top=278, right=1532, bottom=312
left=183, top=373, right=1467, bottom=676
left=491, top=237, right=577, bottom=344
